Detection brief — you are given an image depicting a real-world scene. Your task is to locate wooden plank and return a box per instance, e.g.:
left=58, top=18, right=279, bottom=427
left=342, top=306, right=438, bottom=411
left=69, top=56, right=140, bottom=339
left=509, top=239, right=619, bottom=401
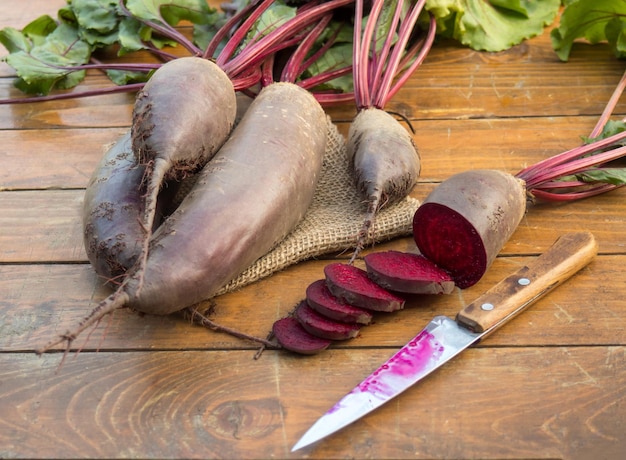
left=0, top=85, right=135, bottom=130
left=2, top=184, right=625, bottom=263
left=1, top=253, right=623, bottom=352
left=3, top=51, right=625, bottom=129
left=0, top=347, right=623, bottom=459
left=0, top=116, right=610, bottom=191
left=412, top=116, right=605, bottom=181
left=3, top=33, right=626, bottom=129
left=0, top=190, right=85, bottom=263
left=0, top=128, right=128, bottom=190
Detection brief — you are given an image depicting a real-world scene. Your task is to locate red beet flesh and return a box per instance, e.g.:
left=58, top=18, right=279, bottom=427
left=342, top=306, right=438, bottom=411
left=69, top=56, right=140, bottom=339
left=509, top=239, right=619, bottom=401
left=306, top=279, right=373, bottom=325
left=295, top=301, right=361, bottom=340
left=412, top=169, right=527, bottom=289
left=272, top=316, right=332, bottom=355
left=364, top=250, right=455, bottom=294
left=324, top=263, right=405, bottom=312
left=412, top=203, right=486, bottom=289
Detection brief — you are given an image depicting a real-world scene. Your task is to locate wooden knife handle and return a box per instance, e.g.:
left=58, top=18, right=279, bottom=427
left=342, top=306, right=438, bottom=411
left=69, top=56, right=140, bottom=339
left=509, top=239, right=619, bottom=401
left=456, top=232, right=598, bottom=334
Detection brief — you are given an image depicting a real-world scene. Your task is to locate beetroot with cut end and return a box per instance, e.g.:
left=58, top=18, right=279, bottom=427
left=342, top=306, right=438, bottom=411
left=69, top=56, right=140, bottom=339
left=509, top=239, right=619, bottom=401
left=295, top=301, right=361, bottom=340
left=272, top=316, right=332, bottom=355
left=306, top=279, right=373, bottom=325
left=413, top=169, right=526, bottom=289
left=364, top=250, right=455, bottom=295
left=324, top=263, right=405, bottom=312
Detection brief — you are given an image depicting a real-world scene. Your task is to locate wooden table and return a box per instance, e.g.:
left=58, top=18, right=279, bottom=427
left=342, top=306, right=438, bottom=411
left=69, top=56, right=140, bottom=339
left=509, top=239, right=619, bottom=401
left=1, top=2, right=625, bottom=459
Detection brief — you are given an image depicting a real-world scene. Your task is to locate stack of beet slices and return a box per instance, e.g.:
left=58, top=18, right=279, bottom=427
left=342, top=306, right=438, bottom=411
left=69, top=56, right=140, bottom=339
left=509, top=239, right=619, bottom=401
left=272, top=250, right=454, bottom=355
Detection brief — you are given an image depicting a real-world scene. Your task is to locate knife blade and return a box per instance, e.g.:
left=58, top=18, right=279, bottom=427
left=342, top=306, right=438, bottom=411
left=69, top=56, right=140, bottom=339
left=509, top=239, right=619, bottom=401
left=292, top=231, right=597, bottom=452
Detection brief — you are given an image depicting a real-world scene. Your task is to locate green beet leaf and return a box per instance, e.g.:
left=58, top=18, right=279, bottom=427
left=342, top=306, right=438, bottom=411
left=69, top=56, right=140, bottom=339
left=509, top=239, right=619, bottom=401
left=63, top=0, right=124, bottom=47
left=244, top=2, right=296, bottom=44
left=125, top=0, right=217, bottom=28
left=604, top=16, right=626, bottom=60
left=582, top=120, right=626, bottom=145
left=302, top=42, right=354, bottom=94
left=426, top=0, right=560, bottom=52
left=0, top=15, right=57, bottom=53
left=575, top=168, right=626, bottom=187
left=3, top=21, right=90, bottom=95
left=551, top=0, right=626, bottom=61
left=123, top=0, right=223, bottom=53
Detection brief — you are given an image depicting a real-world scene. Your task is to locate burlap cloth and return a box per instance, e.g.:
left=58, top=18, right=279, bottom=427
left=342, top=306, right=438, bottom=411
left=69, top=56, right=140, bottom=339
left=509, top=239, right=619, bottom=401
left=214, top=118, right=420, bottom=296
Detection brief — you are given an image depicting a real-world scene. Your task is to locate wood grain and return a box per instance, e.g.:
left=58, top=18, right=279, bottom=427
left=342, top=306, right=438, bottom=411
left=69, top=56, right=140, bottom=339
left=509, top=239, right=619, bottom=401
left=0, top=117, right=615, bottom=190
left=0, top=348, right=623, bottom=459
left=2, top=186, right=625, bottom=264
left=1, top=253, right=624, bottom=352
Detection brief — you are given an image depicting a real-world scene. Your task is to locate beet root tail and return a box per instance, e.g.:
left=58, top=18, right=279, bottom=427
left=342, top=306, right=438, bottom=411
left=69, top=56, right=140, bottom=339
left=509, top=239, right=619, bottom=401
left=349, top=199, right=380, bottom=264
left=36, top=289, right=130, bottom=355
left=134, top=157, right=170, bottom=295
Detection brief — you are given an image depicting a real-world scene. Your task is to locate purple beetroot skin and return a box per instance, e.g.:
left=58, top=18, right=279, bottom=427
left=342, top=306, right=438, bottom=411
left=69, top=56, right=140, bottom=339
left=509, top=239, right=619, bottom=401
left=412, top=169, right=526, bottom=289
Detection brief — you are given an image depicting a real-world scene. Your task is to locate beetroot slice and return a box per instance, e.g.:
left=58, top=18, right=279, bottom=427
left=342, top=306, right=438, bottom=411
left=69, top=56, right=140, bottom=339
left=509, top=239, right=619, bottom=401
left=295, top=301, right=361, bottom=340
left=306, top=279, right=373, bottom=325
left=272, top=316, right=332, bottom=355
left=324, top=263, right=405, bottom=312
left=364, top=251, right=455, bottom=295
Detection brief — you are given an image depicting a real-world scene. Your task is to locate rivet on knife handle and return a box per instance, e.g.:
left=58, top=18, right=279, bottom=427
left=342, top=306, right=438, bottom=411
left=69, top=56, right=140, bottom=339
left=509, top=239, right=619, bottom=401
left=456, top=231, right=598, bottom=334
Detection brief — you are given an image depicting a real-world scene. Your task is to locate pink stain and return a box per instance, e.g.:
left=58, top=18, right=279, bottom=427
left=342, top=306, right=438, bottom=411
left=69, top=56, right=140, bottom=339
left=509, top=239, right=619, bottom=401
left=358, top=330, right=443, bottom=397
left=327, top=330, right=444, bottom=414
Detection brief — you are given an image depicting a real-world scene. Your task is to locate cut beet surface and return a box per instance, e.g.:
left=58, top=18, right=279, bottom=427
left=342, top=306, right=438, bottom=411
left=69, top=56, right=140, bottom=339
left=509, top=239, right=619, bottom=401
left=324, top=263, right=405, bottom=312
left=306, top=279, right=374, bottom=325
left=272, top=316, right=332, bottom=355
left=413, top=202, right=484, bottom=289
left=364, top=250, right=455, bottom=295
left=295, top=301, right=361, bottom=340
left=412, top=170, right=526, bottom=289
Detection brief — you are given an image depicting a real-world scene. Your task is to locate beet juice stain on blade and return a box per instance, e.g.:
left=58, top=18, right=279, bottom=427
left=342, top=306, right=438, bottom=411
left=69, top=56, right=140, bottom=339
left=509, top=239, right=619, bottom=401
left=291, top=316, right=480, bottom=452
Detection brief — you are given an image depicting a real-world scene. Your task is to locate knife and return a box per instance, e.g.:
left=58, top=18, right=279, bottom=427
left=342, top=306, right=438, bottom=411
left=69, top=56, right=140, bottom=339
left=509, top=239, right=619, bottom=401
left=292, top=231, right=598, bottom=452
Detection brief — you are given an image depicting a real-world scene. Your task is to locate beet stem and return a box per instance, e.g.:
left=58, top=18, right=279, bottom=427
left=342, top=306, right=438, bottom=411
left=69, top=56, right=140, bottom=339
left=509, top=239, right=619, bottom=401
left=515, top=130, right=626, bottom=183
left=204, top=0, right=264, bottom=59
left=385, top=13, right=437, bottom=104
left=524, top=144, right=626, bottom=189
left=0, top=83, right=145, bottom=105
left=589, top=68, right=626, bottom=138
left=222, top=0, right=354, bottom=78
left=281, top=14, right=333, bottom=83
left=373, top=0, right=428, bottom=108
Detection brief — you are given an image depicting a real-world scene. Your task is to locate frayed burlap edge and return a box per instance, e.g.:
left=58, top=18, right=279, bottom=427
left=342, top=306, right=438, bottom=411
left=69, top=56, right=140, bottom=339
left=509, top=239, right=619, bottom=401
left=215, top=118, right=420, bottom=296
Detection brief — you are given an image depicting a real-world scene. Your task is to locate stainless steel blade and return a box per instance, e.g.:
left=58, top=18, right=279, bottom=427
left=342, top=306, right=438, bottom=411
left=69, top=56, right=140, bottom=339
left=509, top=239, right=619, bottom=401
left=291, top=315, right=481, bottom=451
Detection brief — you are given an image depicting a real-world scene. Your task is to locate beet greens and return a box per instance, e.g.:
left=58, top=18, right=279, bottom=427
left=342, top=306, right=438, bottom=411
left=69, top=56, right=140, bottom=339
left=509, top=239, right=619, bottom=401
left=0, top=0, right=357, bottom=105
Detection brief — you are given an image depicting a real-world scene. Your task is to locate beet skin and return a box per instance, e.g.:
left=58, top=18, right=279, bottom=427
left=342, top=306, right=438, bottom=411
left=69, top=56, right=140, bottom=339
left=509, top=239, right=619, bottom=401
left=412, top=169, right=526, bottom=288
